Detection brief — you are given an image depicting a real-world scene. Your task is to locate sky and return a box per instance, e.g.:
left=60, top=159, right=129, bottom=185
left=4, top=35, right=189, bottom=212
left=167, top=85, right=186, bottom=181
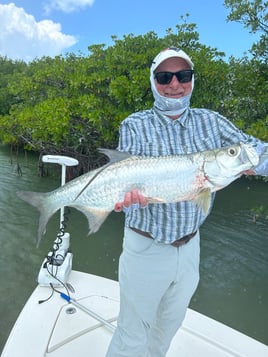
left=0, top=0, right=259, bottom=62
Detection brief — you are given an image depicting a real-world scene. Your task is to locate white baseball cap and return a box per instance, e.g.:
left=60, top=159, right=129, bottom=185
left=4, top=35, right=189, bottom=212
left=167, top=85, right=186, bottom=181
left=151, top=47, right=194, bottom=72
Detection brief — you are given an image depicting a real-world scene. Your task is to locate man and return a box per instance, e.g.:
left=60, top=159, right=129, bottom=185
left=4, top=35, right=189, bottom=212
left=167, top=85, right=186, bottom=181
left=106, top=47, right=268, bottom=357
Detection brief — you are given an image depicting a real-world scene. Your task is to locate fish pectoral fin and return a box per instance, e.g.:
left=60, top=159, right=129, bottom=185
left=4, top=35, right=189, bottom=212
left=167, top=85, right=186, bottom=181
left=194, top=189, right=211, bottom=214
left=75, top=206, right=111, bottom=235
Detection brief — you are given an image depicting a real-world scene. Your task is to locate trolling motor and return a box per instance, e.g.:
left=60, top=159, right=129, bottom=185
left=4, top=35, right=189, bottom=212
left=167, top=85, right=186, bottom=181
left=37, top=155, right=79, bottom=287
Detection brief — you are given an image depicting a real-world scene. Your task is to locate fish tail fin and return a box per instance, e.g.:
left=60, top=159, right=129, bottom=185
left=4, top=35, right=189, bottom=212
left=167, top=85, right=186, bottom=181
left=17, top=190, right=57, bottom=247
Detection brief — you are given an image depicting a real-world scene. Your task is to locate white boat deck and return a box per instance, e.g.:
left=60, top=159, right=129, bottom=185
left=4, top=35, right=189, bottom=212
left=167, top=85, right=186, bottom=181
left=1, top=271, right=267, bottom=357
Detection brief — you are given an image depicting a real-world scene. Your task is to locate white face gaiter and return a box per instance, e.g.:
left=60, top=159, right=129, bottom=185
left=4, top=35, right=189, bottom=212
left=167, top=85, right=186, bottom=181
left=150, top=72, right=194, bottom=117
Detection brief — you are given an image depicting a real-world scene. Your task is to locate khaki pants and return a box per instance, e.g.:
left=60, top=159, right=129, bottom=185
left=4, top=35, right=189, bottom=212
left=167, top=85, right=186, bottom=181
left=106, top=228, right=200, bottom=357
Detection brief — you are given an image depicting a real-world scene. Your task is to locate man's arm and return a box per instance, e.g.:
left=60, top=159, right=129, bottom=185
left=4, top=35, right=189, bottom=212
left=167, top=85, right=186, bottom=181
left=253, top=143, right=268, bottom=176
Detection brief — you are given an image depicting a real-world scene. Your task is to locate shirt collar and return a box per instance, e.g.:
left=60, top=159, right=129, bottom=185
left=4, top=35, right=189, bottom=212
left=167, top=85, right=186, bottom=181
left=153, top=108, right=189, bottom=127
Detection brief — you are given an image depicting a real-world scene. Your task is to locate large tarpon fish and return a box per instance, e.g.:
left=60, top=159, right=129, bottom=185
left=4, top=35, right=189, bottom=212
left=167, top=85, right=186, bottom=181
left=17, top=143, right=258, bottom=246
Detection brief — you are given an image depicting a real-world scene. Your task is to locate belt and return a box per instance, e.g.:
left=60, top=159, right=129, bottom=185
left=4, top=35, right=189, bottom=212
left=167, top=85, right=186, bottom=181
left=129, top=227, right=197, bottom=247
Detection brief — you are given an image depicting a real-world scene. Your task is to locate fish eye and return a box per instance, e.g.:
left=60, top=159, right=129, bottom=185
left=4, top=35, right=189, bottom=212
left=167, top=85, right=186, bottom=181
left=228, top=147, right=238, bottom=156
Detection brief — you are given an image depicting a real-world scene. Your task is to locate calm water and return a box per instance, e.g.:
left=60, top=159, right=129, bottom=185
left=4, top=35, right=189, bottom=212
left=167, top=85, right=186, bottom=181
left=0, top=145, right=267, bottom=352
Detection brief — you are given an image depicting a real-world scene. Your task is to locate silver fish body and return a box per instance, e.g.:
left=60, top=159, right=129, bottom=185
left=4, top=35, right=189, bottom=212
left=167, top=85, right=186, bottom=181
left=17, top=143, right=258, bottom=246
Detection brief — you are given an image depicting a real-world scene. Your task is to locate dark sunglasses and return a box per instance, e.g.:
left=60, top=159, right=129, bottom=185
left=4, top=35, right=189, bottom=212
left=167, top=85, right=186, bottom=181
left=154, top=69, right=194, bottom=85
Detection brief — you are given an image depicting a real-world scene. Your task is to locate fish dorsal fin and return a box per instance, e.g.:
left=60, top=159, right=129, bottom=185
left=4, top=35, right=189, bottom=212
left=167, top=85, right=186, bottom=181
left=97, top=148, right=131, bottom=163
left=75, top=149, right=131, bottom=201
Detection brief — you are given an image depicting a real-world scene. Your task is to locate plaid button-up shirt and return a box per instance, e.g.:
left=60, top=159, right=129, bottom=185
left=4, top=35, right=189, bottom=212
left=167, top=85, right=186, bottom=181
left=117, top=107, right=260, bottom=244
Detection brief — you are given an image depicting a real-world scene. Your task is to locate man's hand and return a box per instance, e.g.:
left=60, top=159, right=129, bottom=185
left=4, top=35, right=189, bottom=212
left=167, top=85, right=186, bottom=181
left=114, top=189, right=148, bottom=212
left=245, top=143, right=268, bottom=176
